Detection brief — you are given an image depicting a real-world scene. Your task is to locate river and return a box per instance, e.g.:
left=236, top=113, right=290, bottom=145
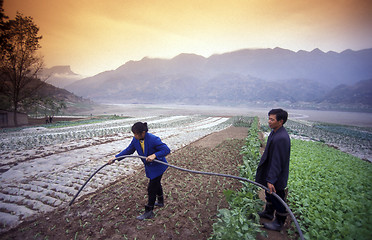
left=81, top=103, right=372, bottom=127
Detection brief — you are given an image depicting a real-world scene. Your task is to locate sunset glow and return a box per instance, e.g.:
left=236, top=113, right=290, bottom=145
left=4, top=0, right=372, bottom=76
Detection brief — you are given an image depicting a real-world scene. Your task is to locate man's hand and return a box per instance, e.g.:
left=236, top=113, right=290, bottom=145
left=146, top=154, right=156, bottom=162
left=267, top=182, right=276, bottom=194
left=108, top=157, right=116, bottom=165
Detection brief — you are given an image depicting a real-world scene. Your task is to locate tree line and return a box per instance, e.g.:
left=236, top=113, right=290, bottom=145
left=0, top=4, right=66, bottom=126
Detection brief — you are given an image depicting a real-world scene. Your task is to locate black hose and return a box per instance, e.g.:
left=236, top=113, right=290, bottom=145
left=69, top=163, right=109, bottom=206
left=69, top=155, right=304, bottom=240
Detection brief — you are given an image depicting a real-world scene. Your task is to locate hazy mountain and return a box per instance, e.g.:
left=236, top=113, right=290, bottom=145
left=38, top=82, right=86, bottom=103
left=41, top=66, right=83, bottom=88
left=321, top=79, right=372, bottom=106
left=0, top=74, right=92, bottom=114
left=35, top=81, right=94, bottom=114
left=204, top=48, right=372, bottom=87
left=65, top=48, right=372, bottom=109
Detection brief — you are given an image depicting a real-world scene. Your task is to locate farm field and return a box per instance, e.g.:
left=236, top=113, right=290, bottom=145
left=288, top=139, right=372, bottom=239
left=264, top=119, right=372, bottom=162
left=0, top=115, right=231, bottom=234
left=0, top=105, right=371, bottom=239
left=0, top=118, right=251, bottom=240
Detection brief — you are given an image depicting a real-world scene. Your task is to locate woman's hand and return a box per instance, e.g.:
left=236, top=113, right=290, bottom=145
left=108, top=157, right=116, bottom=165
left=146, top=154, right=156, bottom=162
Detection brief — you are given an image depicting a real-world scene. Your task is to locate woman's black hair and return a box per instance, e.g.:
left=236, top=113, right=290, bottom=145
left=131, top=122, right=148, bottom=134
left=268, top=108, right=288, bottom=125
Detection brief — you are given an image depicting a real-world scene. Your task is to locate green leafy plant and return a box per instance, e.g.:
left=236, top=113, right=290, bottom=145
left=211, top=117, right=265, bottom=239
left=288, top=139, right=372, bottom=239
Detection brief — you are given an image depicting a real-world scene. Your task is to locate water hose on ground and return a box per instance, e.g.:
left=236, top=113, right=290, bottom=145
left=69, top=155, right=304, bottom=240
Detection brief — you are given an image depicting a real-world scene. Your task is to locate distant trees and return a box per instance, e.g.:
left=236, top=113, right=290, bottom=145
left=0, top=9, right=46, bottom=126
left=22, top=97, right=67, bottom=119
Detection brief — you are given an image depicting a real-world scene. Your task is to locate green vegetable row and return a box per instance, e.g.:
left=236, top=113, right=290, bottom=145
left=288, top=139, right=372, bottom=240
left=211, top=117, right=265, bottom=239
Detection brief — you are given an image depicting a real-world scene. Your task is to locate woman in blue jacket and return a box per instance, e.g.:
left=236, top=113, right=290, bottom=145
left=108, top=122, right=170, bottom=220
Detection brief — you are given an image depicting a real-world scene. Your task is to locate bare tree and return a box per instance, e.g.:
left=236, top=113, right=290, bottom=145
left=0, top=12, right=45, bottom=126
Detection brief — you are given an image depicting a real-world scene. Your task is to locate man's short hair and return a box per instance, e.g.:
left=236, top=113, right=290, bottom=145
left=268, top=109, right=288, bottom=125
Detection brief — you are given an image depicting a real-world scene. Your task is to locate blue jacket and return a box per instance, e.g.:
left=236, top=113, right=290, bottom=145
left=255, top=126, right=291, bottom=190
left=115, top=132, right=170, bottom=179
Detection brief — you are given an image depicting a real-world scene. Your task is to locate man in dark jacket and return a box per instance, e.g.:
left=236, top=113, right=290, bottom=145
left=255, top=109, right=290, bottom=231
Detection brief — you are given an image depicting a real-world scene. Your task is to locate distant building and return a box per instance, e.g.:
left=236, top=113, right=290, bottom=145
left=0, top=110, right=29, bottom=127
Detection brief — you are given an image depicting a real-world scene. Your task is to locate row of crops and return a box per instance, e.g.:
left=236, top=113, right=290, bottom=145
left=0, top=115, right=231, bottom=167
left=0, top=115, right=203, bottom=152
left=288, top=140, right=372, bottom=239
left=211, top=117, right=264, bottom=239
left=284, top=119, right=371, bottom=162
left=211, top=117, right=372, bottom=239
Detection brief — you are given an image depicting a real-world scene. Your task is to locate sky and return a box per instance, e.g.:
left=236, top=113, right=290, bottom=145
left=3, top=0, right=372, bottom=77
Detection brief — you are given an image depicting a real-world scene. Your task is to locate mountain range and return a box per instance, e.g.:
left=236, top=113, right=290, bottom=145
left=53, top=47, right=372, bottom=110
left=41, top=66, right=84, bottom=88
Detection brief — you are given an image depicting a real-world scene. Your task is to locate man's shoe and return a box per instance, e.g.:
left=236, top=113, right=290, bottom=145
left=263, top=218, right=283, bottom=231
left=263, top=213, right=286, bottom=231
left=258, top=210, right=274, bottom=220
left=136, top=205, right=154, bottom=220
left=258, top=202, right=274, bottom=220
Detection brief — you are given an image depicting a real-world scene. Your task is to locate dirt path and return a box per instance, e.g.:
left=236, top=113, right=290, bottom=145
left=0, top=127, right=291, bottom=240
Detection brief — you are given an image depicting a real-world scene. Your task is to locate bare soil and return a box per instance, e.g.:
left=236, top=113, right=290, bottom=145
left=0, top=127, right=292, bottom=240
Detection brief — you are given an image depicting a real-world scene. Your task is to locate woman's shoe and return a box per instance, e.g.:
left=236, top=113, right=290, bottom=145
left=136, top=205, right=154, bottom=220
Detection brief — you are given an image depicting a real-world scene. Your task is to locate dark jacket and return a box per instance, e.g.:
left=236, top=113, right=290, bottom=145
left=255, top=126, right=290, bottom=190
left=116, top=132, right=170, bottom=179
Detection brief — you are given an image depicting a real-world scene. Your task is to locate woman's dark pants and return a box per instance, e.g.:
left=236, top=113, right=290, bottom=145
left=147, top=174, right=163, bottom=207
